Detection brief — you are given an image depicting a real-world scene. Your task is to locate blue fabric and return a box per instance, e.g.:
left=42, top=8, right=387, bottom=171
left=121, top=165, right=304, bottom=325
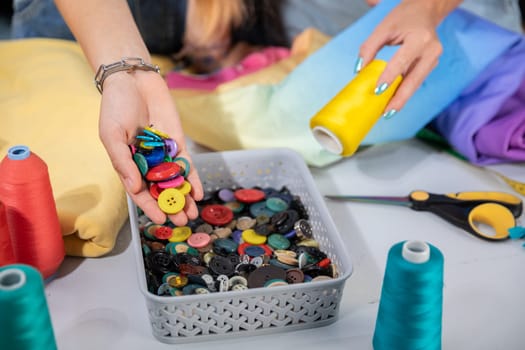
left=11, top=0, right=187, bottom=54
left=274, top=0, right=524, bottom=149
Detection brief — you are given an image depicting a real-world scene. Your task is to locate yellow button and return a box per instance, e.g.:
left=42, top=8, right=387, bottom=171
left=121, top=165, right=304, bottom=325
left=169, top=226, right=192, bottom=242
left=296, top=239, right=319, bottom=248
left=139, top=141, right=154, bottom=150
left=168, top=274, right=189, bottom=288
left=176, top=181, right=192, bottom=195
left=242, top=229, right=267, bottom=245
left=144, top=126, right=170, bottom=139
left=157, top=188, right=186, bottom=214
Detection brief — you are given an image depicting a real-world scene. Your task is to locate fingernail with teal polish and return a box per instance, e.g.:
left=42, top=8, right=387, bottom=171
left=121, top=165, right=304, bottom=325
left=374, top=82, right=389, bottom=95
left=382, top=109, right=397, bottom=120
left=354, top=57, right=363, bottom=73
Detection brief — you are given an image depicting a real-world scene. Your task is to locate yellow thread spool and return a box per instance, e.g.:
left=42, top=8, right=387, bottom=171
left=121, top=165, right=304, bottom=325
left=310, top=59, right=402, bottom=157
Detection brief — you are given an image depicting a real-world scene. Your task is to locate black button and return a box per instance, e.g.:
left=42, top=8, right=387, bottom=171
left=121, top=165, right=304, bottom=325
left=236, top=263, right=257, bottom=277
left=173, top=253, right=202, bottom=269
left=253, top=223, right=274, bottom=236
left=272, top=210, right=299, bottom=234
left=247, top=265, right=287, bottom=288
left=147, top=250, right=176, bottom=276
left=209, top=255, right=235, bottom=276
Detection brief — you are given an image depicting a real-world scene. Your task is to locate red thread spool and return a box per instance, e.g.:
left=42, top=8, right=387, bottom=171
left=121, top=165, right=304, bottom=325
left=0, top=145, right=65, bottom=279
left=0, top=201, right=16, bottom=267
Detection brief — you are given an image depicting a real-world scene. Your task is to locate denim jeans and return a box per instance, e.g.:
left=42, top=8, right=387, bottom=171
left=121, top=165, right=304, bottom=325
left=11, top=0, right=187, bottom=54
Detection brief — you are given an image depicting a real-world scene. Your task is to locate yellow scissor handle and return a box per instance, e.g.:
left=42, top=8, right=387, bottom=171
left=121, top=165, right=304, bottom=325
left=468, top=203, right=516, bottom=240
left=446, top=191, right=522, bottom=205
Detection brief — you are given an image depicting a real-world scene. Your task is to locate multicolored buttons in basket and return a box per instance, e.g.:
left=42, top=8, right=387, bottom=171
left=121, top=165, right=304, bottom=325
left=131, top=126, right=191, bottom=215
left=138, top=185, right=338, bottom=297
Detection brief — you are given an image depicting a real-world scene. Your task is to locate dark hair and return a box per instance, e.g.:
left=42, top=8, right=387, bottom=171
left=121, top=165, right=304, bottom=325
left=232, top=0, right=289, bottom=48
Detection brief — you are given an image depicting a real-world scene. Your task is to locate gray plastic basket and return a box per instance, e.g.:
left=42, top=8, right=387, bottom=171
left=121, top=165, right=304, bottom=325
left=128, top=148, right=353, bottom=343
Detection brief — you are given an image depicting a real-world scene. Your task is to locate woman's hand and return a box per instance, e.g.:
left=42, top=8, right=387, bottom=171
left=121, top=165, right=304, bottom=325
left=359, top=0, right=460, bottom=115
left=99, top=70, right=203, bottom=225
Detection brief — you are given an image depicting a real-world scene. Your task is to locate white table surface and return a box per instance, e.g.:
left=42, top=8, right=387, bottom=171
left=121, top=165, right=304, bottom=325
left=45, top=139, right=525, bottom=350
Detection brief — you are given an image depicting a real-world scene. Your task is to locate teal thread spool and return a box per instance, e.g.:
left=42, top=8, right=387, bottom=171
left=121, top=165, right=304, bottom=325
left=0, top=264, right=57, bottom=350
left=373, top=241, right=444, bottom=350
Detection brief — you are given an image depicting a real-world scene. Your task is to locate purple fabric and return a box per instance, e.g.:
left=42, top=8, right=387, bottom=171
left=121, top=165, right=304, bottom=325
left=433, top=37, right=525, bottom=165
left=474, top=79, right=525, bottom=162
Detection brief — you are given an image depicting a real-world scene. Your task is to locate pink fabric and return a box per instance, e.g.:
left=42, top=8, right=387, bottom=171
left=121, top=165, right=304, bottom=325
left=165, top=47, right=290, bottom=90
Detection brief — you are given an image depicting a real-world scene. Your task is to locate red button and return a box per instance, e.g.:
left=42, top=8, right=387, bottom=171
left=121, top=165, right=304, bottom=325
left=145, top=162, right=181, bottom=182
left=237, top=242, right=273, bottom=256
left=201, top=204, right=234, bottom=226
left=234, top=188, right=265, bottom=203
left=149, top=183, right=164, bottom=199
left=154, top=225, right=173, bottom=240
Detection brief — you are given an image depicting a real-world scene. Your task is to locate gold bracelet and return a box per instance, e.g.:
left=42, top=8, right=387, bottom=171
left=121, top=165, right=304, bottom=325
left=94, top=57, right=160, bottom=93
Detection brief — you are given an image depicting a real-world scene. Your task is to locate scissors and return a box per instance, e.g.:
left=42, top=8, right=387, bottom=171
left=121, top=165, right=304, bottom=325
left=325, top=190, right=523, bottom=241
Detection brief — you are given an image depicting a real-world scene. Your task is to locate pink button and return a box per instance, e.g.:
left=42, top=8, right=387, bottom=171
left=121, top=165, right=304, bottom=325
left=187, top=233, right=211, bottom=249
left=157, top=175, right=185, bottom=189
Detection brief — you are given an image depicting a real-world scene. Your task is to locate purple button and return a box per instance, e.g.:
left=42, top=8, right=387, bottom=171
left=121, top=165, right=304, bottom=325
left=218, top=188, right=235, bottom=202
left=164, top=138, right=178, bottom=158
left=231, top=229, right=243, bottom=243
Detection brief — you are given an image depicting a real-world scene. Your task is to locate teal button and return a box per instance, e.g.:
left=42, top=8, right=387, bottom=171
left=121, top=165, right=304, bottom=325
left=249, top=201, right=275, bottom=217
left=267, top=234, right=291, bottom=250
left=133, top=152, right=149, bottom=176
left=213, top=238, right=238, bottom=256
left=173, top=157, right=190, bottom=177
left=266, top=197, right=289, bottom=212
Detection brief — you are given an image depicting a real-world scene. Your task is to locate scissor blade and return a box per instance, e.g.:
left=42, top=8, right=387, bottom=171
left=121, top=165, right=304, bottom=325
left=324, top=194, right=412, bottom=206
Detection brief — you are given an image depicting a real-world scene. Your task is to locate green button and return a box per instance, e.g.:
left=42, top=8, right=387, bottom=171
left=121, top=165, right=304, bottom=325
left=213, top=238, right=238, bottom=255
left=266, top=197, right=289, bottom=212
left=133, top=152, right=149, bottom=176
left=267, top=233, right=291, bottom=250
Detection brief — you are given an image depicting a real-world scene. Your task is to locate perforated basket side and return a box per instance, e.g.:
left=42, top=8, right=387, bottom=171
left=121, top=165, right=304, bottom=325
left=145, top=281, right=346, bottom=344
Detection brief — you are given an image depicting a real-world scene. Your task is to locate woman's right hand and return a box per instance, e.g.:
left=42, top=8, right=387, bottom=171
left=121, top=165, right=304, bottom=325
left=98, top=70, right=203, bottom=225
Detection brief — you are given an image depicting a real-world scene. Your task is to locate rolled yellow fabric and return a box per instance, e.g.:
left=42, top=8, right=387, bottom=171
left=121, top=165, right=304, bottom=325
left=0, top=38, right=131, bottom=257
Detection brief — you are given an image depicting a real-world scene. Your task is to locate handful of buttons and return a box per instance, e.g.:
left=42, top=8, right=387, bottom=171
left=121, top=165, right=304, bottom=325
left=138, top=185, right=338, bottom=296
left=130, top=126, right=192, bottom=214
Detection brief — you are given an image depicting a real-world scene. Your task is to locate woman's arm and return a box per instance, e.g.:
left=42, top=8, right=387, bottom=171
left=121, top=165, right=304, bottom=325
left=54, top=0, right=150, bottom=69
left=360, top=0, right=463, bottom=117
left=54, top=0, right=203, bottom=225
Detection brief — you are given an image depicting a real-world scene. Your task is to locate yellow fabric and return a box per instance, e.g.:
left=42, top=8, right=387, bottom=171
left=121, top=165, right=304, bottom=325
left=0, top=39, right=144, bottom=257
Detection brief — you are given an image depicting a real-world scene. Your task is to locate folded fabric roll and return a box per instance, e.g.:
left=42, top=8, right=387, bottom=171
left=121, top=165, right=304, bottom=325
left=474, top=78, right=525, bottom=164
left=0, top=39, right=132, bottom=257
left=432, top=38, right=525, bottom=165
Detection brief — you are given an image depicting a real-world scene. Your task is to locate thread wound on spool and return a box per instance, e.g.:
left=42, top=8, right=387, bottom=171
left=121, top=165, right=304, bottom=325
left=0, top=146, right=64, bottom=279
left=309, top=59, right=402, bottom=157
left=0, top=264, right=58, bottom=350
left=0, top=201, right=16, bottom=267
left=373, top=241, right=444, bottom=350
